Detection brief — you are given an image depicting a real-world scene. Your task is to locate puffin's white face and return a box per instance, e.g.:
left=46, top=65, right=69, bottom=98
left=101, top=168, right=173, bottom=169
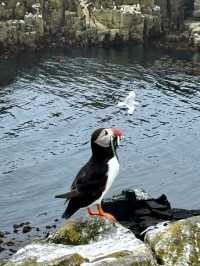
left=94, top=128, right=124, bottom=148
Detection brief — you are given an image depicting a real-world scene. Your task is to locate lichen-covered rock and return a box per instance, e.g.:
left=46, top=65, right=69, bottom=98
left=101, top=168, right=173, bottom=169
left=156, top=0, right=185, bottom=32
left=184, top=21, right=200, bottom=49
left=43, top=0, right=65, bottom=34
left=0, top=0, right=44, bottom=53
left=8, top=218, right=157, bottom=266
left=144, top=14, right=161, bottom=39
left=0, top=0, right=162, bottom=53
left=0, top=0, right=197, bottom=54
left=14, top=2, right=25, bottom=19
left=5, top=253, right=85, bottom=266
left=194, top=0, right=200, bottom=18
left=82, top=246, right=157, bottom=265
left=89, top=6, right=145, bottom=43
left=0, top=5, right=13, bottom=21
left=51, top=218, right=112, bottom=245
left=145, top=216, right=200, bottom=266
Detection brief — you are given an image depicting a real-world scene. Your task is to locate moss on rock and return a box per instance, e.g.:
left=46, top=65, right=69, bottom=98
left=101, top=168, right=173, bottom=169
left=5, top=253, right=85, bottom=266
left=51, top=217, right=112, bottom=245
left=145, top=216, right=200, bottom=266
left=15, top=3, right=26, bottom=19
left=0, top=0, right=163, bottom=52
left=87, top=247, right=158, bottom=265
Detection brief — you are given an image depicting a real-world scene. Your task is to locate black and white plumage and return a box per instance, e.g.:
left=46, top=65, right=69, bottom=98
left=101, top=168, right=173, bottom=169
left=55, top=127, right=124, bottom=220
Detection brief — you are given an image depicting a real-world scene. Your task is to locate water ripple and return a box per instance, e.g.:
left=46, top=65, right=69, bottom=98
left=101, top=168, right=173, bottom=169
left=0, top=47, right=200, bottom=230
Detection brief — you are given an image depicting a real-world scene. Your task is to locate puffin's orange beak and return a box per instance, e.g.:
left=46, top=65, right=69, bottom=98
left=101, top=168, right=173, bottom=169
left=111, top=128, right=124, bottom=138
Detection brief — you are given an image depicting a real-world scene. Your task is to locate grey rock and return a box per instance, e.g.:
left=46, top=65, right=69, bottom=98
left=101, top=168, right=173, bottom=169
left=145, top=215, right=200, bottom=266
left=8, top=218, right=157, bottom=266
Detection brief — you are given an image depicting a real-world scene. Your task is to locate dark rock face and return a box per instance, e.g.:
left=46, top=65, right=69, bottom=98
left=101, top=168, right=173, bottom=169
left=155, top=0, right=185, bottom=32
left=102, top=189, right=200, bottom=239
left=184, top=0, right=195, bottom=18
left=0, top=0, right=199, bottom=54
left=0, top=0, right=194, bottom=54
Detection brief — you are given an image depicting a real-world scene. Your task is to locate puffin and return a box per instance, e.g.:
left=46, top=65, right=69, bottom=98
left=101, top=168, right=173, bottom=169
left=55, top=127, right=124, bottom=221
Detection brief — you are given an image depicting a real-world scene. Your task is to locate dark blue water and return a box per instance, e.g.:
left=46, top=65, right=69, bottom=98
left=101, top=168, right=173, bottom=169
left=0, top=46, right=200, bottom=231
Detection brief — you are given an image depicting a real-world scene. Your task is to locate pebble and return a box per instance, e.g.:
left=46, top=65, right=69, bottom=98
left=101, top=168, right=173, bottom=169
left=45, top=225, right=52, bottom=229
left=9, top=248, right=17, bottom=253
left=22, top=225, right=32, bottom=234
left=0, top=246, right=5, bottom=253
left=5, top=241, right=14, bottom=246
left=13, top=224, right=20, bottom=229
left=19, top=223, right=25, bottom=227
left=45, top=232, right=50, bottom=238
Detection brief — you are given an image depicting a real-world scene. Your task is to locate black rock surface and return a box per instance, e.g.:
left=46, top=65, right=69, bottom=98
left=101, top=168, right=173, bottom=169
left=102, top=189, right=200, bottom=239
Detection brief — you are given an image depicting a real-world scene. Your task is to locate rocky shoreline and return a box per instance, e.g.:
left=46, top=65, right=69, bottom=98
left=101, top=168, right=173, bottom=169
left=1, top=189, right=200, bottom=265
left=0, top=0, right=200, bottom=56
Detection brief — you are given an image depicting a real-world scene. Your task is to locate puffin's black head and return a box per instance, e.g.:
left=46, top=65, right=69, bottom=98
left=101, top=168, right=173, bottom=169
left=91, top=127, right=124, bottom=156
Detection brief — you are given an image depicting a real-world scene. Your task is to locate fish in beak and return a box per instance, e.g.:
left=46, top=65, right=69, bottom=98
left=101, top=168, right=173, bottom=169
left=110, top=128, right=124, bottom=148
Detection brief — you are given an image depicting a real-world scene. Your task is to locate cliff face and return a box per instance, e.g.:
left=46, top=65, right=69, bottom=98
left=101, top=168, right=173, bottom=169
left=194, top=0, right=200, bottom=18
left=0, top=0, right=199, bottom=53
left=0, top=0, right=43, bottom=51
left=0, top=0, right=161, bottom=52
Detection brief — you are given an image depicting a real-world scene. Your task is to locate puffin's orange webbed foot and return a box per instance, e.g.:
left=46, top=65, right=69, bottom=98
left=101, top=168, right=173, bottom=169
left=87, top=207, right=99, bottom=216
left=97, top=204, right=116, bottom=222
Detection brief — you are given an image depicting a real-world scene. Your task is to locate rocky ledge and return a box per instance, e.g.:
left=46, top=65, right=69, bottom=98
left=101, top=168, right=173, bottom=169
left=1, top=189, right=200, bottom=266
left=0, top=0, right=161, bottom=54
left=0, top=0, right=200, bottom=55
left=2, top=215, right=200, bottom=266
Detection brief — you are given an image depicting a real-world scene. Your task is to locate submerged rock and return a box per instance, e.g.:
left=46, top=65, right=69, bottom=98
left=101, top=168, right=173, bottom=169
left=22, top=225, right=32, bottom=234
left=145, top=215, right=200, bottom=266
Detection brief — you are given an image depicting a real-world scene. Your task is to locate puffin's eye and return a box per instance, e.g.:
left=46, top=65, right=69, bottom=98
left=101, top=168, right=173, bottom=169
left=105, top=131, right=108, bottom=136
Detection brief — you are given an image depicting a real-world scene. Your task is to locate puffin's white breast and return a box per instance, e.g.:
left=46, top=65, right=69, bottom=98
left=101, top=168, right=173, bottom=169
left=105, top=156, right=119, bottom=194
left=89, top=156, right=119, bottom=206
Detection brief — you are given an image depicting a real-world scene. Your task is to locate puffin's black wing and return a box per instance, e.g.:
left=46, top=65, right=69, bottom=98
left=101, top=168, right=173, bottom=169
left=55, top=190, right=80, bottom=199
left=55, top=163, right=89, bottom=201
left=62, top=158, right=108, bottom=219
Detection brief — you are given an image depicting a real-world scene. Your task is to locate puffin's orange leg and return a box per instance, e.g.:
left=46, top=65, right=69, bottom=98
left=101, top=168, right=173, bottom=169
left=87, top=207, right=99, bottom=216
left=97, top=204, right=116, bottom=222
